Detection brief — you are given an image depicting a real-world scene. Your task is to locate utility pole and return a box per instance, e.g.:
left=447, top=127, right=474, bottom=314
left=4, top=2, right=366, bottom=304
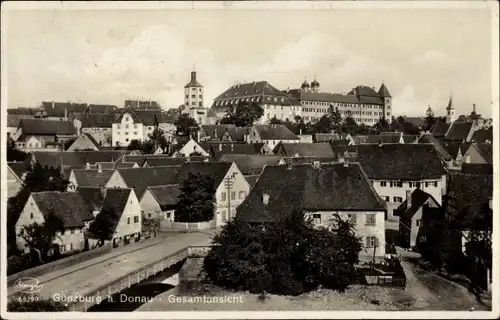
left=224, top=175, right=234, bottom=223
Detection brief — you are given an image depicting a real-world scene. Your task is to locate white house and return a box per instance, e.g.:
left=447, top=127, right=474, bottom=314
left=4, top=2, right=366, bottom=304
left=66, top=133, right=101, bottom=151
left=171, top=138, right=210, bottom=157
left=15, top=191, right=95, bottom=253
left=112, top=108, right=161, bottom=147
left=139, top=185, right=179, bottom=221
left=237, top=162, right=388, bottom=261
left=246, top=124, right=300, bottom=150
left=88, top=188, right=142, bottom=247
left=72, top=114, right=116, bottom=147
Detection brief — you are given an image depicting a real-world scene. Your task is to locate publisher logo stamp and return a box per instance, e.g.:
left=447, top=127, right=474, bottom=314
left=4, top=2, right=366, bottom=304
left=14, top=277, right=43, bottom=294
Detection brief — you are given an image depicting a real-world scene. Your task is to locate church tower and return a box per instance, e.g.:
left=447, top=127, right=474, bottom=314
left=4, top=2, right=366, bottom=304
left=310, top=77, right=320, bottom=93
left=445, top=96, right=455, bottom=124
left=378, top=82, right=392, bottom=123
left=184, top=68, right=204, bottom=108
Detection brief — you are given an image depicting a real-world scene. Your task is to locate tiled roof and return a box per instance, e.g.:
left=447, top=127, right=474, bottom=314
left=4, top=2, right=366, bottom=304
left=378, top=83, right=391, bottom=98
left=155, top=112, right=177, bottom=124
left=273, top=142, right=335, bottom=157
left=94, top=188, right=132, bottom=239
left=475, top=143, right=493, bottom=163
left=445, top=121, right=474, bottom=141
left=7, top=115, right=35, bottom=127
left=287, top=89, right=362, bottom=104
left=443, top=143, right=461, bottom=160
left=244, top=175, right=260, bottom=189
left=77, top=187, right=103, bottom=212
left=332, top=144, right=447, bottom=180
left=471, top=128, right=493, bottom=143
left=19, top=119, right=77, bottom=135
left=329, top=139, right=351, bottom=147
left=29, top=151, right=129, bottom=168
left=74, top=114, right=117, bottom=128
left=394, top=188, right=440, bottom=219
left=461, top=163, right=493, bottom=175
left=117, top=166, right=181, bottom=199
left=417, top=134, right=453, bottom=162
left=124, top=100, right=160, bottom=109
left=113, top=107, right=142, bottom=124
left=31, top=191, right=94, bottom=228
left=431, top=122, right=451, bottom=137
left=41, top=102, right=88, bottom=117
left=176, top=162, right=233, bottom=189
left=72, top=169, right=114, bottom=188
left=83, top=104, right=118, bottom=114
left=446, top=172, right=492, bottom=228
left=185, top=72, right=203, bottom=88
left=7, top=108, right=38, bottom=116
left=226, top=127, right=251, bottom=142
left=212, top=81, right=300, bottom=109
left=253, top=124, right=300, bottom=141
left=122, top=155, right=183, bottom=167
left=314, top=133, right=349, bottom=142
left=144, top=158, right=188, bottom=167
left=134, top=110, right=158, bottom=126
left=280, top=156, right=339, bottom=166
left=365, top=135, right=402, bottom=144
left=217, top=154, right=282, bottom=175
left=351, top=135, right=370, bottom=145
left=210, top=144, right=261, bottom=161
left=237, top=163, right=387, bottom=223
left=200, top=124, right=235, bottom=139
left=146, top=185, right=181, bottom=207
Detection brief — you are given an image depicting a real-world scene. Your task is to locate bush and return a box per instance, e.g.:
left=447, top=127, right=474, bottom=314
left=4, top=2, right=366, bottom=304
left=203, top=211, right=362, bottom=296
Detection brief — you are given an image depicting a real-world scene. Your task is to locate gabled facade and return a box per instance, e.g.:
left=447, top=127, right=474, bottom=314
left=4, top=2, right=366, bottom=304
left=112, top=108, right=145, bottom=147
left=139, top=185, right=179, bottom=221
left=246, top=124, right=300, bottom=150
left=172, top=139, right=210, bottom=157
left=66, top=133, right=101, bottom=151
left=461, top=143, right=492, bottom=165
left=7, top=165, right=24, bottom=198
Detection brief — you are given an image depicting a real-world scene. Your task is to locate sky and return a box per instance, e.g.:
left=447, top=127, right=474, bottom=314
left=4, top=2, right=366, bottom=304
left=3, top=3, right=495, bottom=117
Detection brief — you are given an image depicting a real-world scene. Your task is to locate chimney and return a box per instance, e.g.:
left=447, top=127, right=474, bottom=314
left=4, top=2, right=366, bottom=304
left=52, top=101, right=55, bottom=108
left=219, top=143, right=222, bottom=151
left=472, top=104, right=476, bottom=114
left=64, top=108, right=68, bottom=121
left=378, top=140, right=383, bottom=147
left=100, top=187, right=107, bottom=202
left=85, top=162, right=90, bottom=170
left=300, top=128, right=302, bottom=135
left=464, top=155, right=470, bottom=164
left=197, top=130, right=201, bottom=142
left=313, top=161, right=321, bottom=169
left=406, top=190, right=412, bottom=209
left=97, top=164, right=102, bottom=173
left=262, top=193, right=270, bottom=205
left=231, top=143, right=234, bottom=151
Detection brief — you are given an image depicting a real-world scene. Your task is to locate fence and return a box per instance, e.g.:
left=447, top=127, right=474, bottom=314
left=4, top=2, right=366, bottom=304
left=7, top=243, right=113, bottom=286
left=161, top=220, right=216, bottom=232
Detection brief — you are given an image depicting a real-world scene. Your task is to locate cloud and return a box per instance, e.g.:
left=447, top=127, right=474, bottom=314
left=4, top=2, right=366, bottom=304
left=412, top=50, right=449, bottom=64
left=392, top=85, right=445, bottom=116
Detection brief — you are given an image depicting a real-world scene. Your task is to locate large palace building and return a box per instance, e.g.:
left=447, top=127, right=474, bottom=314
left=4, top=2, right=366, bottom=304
left=283, top=78, right=393, bottom=125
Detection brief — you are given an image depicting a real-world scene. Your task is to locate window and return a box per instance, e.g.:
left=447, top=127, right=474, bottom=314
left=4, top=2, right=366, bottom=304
left=416, top=219, right=422, bottom=227
left=117, top=124, right=121, bottom=129
left=125, top=138, right=129, bottom=142
left=127, top=217, right=131, bottom=224
left=239, top=191, right=245, bottom=199
left=185, top=95, right=189, bottom=99
left=192, top=102, right=195, bottom=105
left=125, top=124, right=129, bottom=129
left=433, top=181, right=438, bottom=188
left=199, top=102, right=202, bottom=107
left=312, top=214, right=321, bottom=224
left=199, top=95, right=202, bottom=99
left=380, top=181, right=387, bottom=187
left=348, top=214, right=357, bottom=224
left=366, top=236, right=378, bottom=248
left=393, top=196, right=403, bottom=203
left=366, top=214, right=376, bottom=226
left=30, top=213, right=34, bottom=219
left=134, top=216, right=139, bottom=223
left=191, top=95, right=196, bottom=98
left=425, top=182, right=429, bottom=188
left=70, top=243, right=73, bottom=251
left=133, top=124, right=137, bottom=129
left=231, top=192, right=236, bottom=200
left=221, top=192, right=227, bottom=201
left=415, top=182, right=421, bottom=188
left=60, top=245, right=66, bottom=253
left=125, top=132, right=129, bottom=135
left=148, top=213, right=152, bottom=218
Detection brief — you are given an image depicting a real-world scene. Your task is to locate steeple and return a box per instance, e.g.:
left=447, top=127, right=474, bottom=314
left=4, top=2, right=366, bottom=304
left=378, top=82, right=391, bottom=98
left=445, top=95, right=455, bottom=124
left=446, top=95, right=453, bottom=110
left=310, top=74, right=320, bottom=93
left=301, top=77, right=310, bottom=91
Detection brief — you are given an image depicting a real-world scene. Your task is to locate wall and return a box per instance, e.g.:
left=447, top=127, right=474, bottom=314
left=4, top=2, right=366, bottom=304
left=139, top=189, right=162, bottom=218
left=105, top=171, right=128, bottom=189
left=162, top=220, right=215, bottom=232
left=113, top=191, right=142, bottom=241
left=177, top=140, right=209, bottom=157
left=371, top=178, right=444, bottom=221
left=67, top=134, right=99, bottom=151
left=7, top=167, right=22, bottom=199
left=185, top=86, right=204, bottom=108
left=260, top=103, right=301, bottom=123
left=53, top=227, right=86, bottom=253
left=82, top=128, right=112, bottom=147
left=300, top=100, right=383, bottom=125
left=304, top=210, right=386, bottom=259
left=409, top=198, right=440, bottom=248
left=143, top=125, right=156, bottom=141
left=112, top=112, right=144, bottom=147
left=214, top=163, right=250, bottom=227
left=15, top=196, right=46, bottom=250
left=462, top=145, right=488, bottom=164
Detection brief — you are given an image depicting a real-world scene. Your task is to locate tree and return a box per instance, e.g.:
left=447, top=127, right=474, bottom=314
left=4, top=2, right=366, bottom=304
left=314, top=115, right=334, bottom=133
left=342, top=114, right=359, bottom=136
left=424, top=105, right=436, bottom=132
left=127, top=139, right=143, bottom=151
left=7, top=138, right=27, bottom=162
left=374, top=117, right=390, bottom=134
left=142, top=213, right=161, bottom=238
left=269, top=116, right=284, bottom=125
left=88, top=206, right=120, bottom=246
left=18, top=211, right=65, bottom=262
left=8, top=297, right=68, bottom=312
left=203, top=209, right=363, bottom=295
left=189, top=151, right=204, bottom=157
left=175, top=173, right=216, bottom=222
left=328, top=105, right=342, bottom=133
left=174, top=114, right=198, bottom=136
left=219, top=101, right=264, bottom=127
left=7, top=162, right=69, bottom=256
